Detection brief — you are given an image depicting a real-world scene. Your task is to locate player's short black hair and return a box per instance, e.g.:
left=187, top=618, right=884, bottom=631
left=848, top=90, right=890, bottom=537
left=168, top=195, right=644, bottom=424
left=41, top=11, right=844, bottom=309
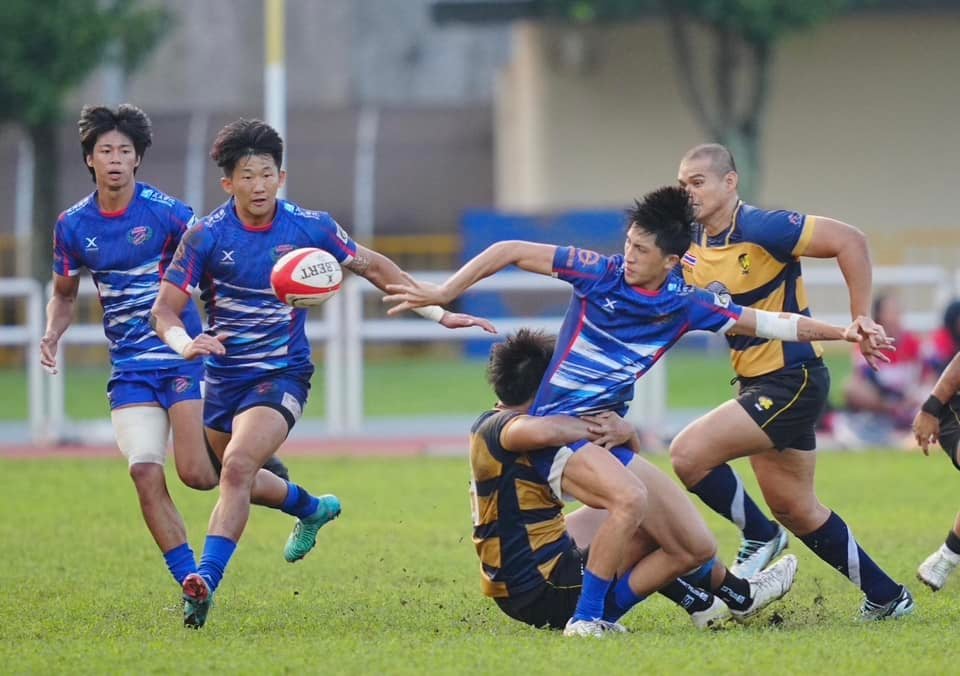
left=682, top=143, right=738, bottom=177
left=211, top=118, right=284, bottom=176
left=486, top=329, right=555, bottom=406
left=78, top=104, right=153, bottom=180
left=626, top=186, right=696, bottom=258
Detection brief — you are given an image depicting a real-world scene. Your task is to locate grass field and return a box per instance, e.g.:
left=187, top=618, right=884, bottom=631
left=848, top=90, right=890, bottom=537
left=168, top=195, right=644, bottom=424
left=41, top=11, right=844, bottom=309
left=1, top=450, right=955, bottom=675
left=0, top=351, right=855, bottom=420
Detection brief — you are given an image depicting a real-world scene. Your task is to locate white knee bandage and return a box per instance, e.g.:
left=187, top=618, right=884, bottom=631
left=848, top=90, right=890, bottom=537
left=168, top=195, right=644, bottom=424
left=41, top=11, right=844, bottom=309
left=111, top=406, right=171, bottom=466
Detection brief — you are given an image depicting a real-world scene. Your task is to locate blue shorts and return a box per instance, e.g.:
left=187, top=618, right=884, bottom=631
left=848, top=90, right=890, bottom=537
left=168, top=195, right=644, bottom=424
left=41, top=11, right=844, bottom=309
left=106, top=363, right=204, bottom=411
left=203, top=370, right=310, bottom=434
left=530, top=438, right=635, bottom=503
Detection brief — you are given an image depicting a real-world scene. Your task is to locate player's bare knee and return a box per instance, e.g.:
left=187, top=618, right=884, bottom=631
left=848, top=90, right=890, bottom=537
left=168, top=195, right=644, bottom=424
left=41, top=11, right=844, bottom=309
left=177, top=465, right=218, bottom=491
left=669, top=440, right=705, bottom=487
left=219, top=454, right=259, bottom=491
left=128, top=462, right=166, bottom=496
left=610, top=478, right=647, bottom=525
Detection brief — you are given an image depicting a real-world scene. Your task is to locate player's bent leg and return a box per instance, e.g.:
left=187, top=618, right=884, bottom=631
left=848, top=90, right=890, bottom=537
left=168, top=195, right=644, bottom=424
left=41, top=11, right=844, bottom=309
left=560, top=444, right=647, bottom=628
left=670, top=400, right=783, bottom=576
left=918, top=413, right=960, bottom=591
left=752, top=449, right=911, bottom=616
left=168, top=400, right=218, bottom=491
left=564, top=506, right=608, bottom=549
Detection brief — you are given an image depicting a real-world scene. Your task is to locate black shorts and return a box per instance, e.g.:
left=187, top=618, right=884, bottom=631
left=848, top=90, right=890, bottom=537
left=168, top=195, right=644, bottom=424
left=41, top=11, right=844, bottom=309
left=736, top=360, right=830, bottom=451
left=938, top=395, right=960, bottom=470
left=494, top=545, right=586, bottom=629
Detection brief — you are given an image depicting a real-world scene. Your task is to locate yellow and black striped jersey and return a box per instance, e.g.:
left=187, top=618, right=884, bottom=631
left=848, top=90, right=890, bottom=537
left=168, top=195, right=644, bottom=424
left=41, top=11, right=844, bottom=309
left=680, top=201, right=823, bottom=378
left=469, top=409, right=571, bottom=599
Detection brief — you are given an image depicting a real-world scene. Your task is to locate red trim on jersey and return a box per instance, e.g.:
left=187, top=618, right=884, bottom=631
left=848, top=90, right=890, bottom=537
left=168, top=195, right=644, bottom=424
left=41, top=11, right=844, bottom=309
left=99, top=205, right=130, bottom=218
left=241, top=218, right=274, bottom=232
left=629, top=284, right=662, bottom=297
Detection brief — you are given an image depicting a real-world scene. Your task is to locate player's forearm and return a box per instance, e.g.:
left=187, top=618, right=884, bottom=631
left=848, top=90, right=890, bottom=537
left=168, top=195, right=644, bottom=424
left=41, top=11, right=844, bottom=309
left=150, top=283, right=192, bottom=348
left=439, top=242, right=527, bottom=302
left=736, top=308, right=844, bottom=342
left=44, top=296, right=76, bottom=340
left=929, top=353, right=960, bottom=404
left=835, top=228, right=873, bottom=319
left=350, top=248, right=406, bottom=294
left=795, top=316, right=845, bottom=342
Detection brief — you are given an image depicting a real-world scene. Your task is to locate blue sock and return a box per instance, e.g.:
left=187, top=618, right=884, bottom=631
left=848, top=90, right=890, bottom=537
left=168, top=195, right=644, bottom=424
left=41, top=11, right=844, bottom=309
left=163, top=542, right=196, bottom=586
left=690, top=464, right=778, bottom=542
left=680, top=558, right=715, bottom=592
left=573, top=569, right=613, bottom=622
left=197, top=535, right=237, bottom=594
left=799, top=511, right=901, bottom=604
left=603, top=570, right=647, bottom=622
left=280, top=482, right=320, bottom=519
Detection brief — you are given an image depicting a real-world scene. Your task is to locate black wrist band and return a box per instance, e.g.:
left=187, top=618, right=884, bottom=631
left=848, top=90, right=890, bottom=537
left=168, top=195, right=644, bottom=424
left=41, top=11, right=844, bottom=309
left=921, top=395, right=945, bottom=417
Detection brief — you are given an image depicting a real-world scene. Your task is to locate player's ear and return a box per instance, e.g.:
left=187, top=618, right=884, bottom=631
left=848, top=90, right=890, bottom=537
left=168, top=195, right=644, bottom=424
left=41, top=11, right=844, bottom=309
left=278, top=169, right=287, bottom=189
left=663, top=253, right=680, bottom=271
left=725, top=171, right=739, bottom=191
left=220, top=176, right=234, bottom=196
left=85, top=154, right=94, bottom=169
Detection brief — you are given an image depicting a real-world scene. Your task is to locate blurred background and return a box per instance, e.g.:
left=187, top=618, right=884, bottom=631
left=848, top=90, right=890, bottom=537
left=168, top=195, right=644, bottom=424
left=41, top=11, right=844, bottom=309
left=1, top=0, right=958, bottom=448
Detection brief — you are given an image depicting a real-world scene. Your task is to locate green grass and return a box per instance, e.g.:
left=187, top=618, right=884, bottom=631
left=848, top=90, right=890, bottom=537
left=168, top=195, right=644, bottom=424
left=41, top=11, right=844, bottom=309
left=0, top=451, right=952, bottom=674
left=0, top=351, right=854, bottom=420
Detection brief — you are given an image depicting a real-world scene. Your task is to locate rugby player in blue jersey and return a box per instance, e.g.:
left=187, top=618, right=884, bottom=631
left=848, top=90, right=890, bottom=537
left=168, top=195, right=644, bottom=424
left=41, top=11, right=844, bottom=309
left=41, top=104, right=291, bottom=609
left=674, top=144, right=914, bottom=621
left=471, top=329, right=800, bottom=633
left=152, top=118, right=495, bottom=628
left=385, top=186, right=886, bottom=636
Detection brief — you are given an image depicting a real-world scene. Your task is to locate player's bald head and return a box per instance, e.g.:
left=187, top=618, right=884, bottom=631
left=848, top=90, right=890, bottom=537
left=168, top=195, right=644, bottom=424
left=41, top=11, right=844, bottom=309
left=681, top=143, right=737, bottom=178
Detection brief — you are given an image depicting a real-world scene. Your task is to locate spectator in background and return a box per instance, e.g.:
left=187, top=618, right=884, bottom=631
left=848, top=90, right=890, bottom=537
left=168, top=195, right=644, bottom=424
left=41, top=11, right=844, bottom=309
left=923, top=300, right=960, bottom=377
left=842, top=293, right=924, bottom=442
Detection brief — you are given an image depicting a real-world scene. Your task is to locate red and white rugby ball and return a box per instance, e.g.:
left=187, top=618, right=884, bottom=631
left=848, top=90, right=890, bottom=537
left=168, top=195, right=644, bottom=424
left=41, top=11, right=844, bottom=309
left=270, top=247, right=343, bottom=307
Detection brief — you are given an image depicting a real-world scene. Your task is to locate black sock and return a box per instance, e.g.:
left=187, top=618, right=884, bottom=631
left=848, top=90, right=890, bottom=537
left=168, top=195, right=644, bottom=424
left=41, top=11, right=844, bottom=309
left=658, top=579, right=714, bottom=614
left=715, top=570, right=752, bottom=611
left=945, top=530, right=960, bottom=556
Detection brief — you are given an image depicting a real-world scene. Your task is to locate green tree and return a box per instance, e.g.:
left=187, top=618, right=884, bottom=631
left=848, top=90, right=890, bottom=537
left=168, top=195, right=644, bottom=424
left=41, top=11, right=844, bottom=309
left=0, top=0, right=171, bottom=278
left=543, top=0, right=862, bottom=199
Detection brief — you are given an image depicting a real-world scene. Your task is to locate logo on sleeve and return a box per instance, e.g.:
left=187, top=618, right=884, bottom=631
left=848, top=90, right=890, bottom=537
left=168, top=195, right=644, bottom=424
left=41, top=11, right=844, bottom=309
left=577, top=249, right=600, bottom=266
left=335, top=222, right=349, bottom=244
left=127, top=225, right=153, bottom=246
left=705, top=281, right=731, bottom=307
left=788, top=212, right=802, bottom=226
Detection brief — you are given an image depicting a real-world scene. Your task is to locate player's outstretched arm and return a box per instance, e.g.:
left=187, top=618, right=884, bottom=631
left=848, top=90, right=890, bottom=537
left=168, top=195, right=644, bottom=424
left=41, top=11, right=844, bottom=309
left=731, top=307, right=894, bottom=356
left=913, top=352, right=960, bottom=454
left=383, top=240, right=556, bottom=315
left=40, top=274, right=80, bottom=375
left=346, top=244, right=496, bottom=332
left=150, top=281, right=225, bottom=360
left=500, top=411, right=636, bottom=453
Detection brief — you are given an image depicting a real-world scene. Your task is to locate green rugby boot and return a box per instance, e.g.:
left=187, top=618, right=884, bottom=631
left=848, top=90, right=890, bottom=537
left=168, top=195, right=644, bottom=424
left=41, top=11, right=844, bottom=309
left=284, top=494, right=341, bottom=563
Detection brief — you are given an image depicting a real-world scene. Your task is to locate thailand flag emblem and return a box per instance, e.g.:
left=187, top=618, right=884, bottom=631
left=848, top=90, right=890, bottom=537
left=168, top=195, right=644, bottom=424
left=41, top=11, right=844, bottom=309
left=682, top=252, right=697, bottom=267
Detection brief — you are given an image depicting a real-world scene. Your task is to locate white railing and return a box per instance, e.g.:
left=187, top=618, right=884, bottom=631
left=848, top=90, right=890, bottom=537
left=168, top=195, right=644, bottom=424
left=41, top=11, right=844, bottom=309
left=0, top=278, right=44, bottom=440
left=2, top=262, right=958, bottom=445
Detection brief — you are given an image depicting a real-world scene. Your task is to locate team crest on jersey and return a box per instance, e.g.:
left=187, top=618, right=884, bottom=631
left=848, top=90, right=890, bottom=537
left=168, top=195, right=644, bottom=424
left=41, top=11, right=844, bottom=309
left=737, top=253, right=751, bottom=275
left=271, top=244, right=296, bottom=262
left=126, top=225, right=153, bottom=246
left=171, top=376, right=193, bottom=394
left=256, top=381, right=277, bottom=395
left=705, top=281, right=732, bottom=307
left=577, top=249, right=601, bottom=266
left=788, top=212, right=802, bottom=226
left=755, top=396, right=774, bottom=411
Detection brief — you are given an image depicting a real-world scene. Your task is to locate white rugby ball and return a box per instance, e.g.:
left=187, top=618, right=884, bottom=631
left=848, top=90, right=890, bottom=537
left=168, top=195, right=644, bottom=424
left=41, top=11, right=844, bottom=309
left=270, top=247, right=343, bottom=307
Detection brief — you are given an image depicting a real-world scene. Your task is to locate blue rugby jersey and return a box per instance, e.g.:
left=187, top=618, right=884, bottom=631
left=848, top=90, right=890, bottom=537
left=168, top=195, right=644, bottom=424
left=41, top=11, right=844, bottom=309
left=162, top=198, right=357, bottom=378
left=531, top=246, right=743, bottom=417
left=53, top=183, right=202, bottom=372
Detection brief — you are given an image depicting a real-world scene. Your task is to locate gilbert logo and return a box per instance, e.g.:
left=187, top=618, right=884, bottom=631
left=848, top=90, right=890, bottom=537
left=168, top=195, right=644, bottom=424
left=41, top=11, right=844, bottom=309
left=299, top=260, right=338, bottom=285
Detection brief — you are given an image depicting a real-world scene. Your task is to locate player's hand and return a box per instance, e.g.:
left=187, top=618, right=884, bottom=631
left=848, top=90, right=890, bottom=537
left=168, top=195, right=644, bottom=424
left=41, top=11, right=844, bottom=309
left=912, top=410, right=940, bottom=455
left=383, top=272, right=451, bottom=315
left=439, top=311, right=497, bottom=334
left=182, top=333, right=227, bottom=360
left=581, top=411, right=634, bottom=449
left=39, top=332, right=59, bottom=375
left=844, top=316, right=895, bottom=370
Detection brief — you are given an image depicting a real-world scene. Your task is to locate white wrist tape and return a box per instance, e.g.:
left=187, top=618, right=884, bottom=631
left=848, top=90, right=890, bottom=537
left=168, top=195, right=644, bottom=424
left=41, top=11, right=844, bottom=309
left=164, top=326, right=194, bottom=356
left=754, top=310, right=800, bottom=342
left=413, top=305, right=445, bottom=322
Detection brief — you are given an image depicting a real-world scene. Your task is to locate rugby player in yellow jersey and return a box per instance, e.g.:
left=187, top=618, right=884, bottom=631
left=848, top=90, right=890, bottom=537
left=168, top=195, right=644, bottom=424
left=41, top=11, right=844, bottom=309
left=672, top=143, right=914, bottom=620
left=469, top=329, right=800, bottom=634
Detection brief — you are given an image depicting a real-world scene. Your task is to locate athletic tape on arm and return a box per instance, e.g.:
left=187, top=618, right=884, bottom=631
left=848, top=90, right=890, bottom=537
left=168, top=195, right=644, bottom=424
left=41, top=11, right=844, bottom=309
left=754, top=310, right=800, bottom=342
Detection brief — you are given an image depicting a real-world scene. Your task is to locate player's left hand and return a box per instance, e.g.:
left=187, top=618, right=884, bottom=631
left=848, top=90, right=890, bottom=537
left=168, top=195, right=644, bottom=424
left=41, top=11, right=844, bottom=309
left=912, top=409, right=940, bottom=455
left=844, top=316, right=895, bottom=370
left=383, top=272, right=450, bottom=315
left=439, top=312, right=497, bottom=334
left=581, top=411, right=635, bottom=449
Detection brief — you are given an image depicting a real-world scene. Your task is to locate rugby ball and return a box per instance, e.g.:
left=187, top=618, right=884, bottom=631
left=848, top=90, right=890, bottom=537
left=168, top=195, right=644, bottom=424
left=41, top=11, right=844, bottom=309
left=270, top=247, right=343, bottom=307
